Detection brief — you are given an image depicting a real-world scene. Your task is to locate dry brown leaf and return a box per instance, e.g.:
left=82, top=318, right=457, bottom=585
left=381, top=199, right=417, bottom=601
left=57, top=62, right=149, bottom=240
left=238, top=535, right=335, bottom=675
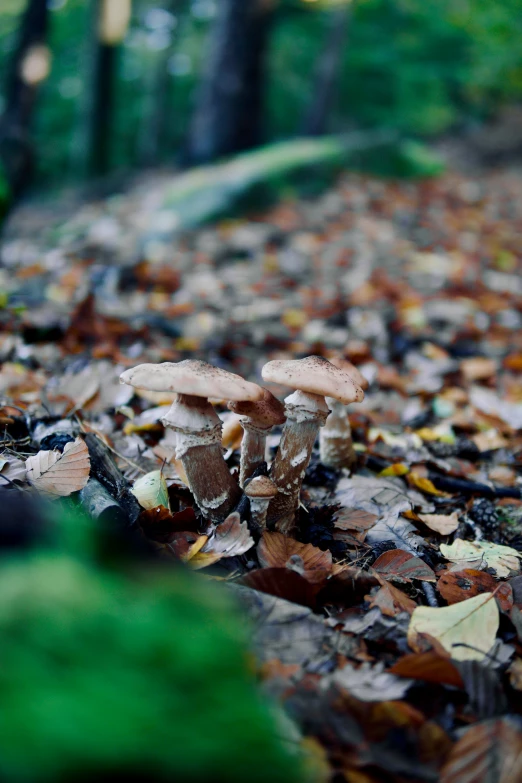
left=367, top=582, right=416, bottom=617
left=332, top=508, right=378, bottom=542
left=418, top=511, right=460, bottom=535
left=258, top=532, right=332, bottom=583
left=390, top=652, right=464, bottom=689
left=460, top=357, right=497, bottom=382
left=440, top=718, right=522, bottom=783
left=508, top=658, right=522, bottom=691
left=25, top=438, right=90, bottom=496
left=189, top=512, right=254, bottom=569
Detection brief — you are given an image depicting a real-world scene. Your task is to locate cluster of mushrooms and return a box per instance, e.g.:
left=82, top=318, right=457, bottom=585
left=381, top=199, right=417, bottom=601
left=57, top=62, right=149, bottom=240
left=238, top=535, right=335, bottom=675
left=120, top=356, right=367, bottom=536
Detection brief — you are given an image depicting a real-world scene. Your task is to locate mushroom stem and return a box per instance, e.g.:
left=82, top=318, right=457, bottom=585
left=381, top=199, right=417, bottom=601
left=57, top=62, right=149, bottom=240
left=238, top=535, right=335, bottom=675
left=319, top=397, right=356, bottom=470
left=239, top=423, right=266, bottom=487
left=249, top=496, right=271, bottom=534
left=267, top=391, right=329, bottom=533
left=163, top=394, right=241, bottom=523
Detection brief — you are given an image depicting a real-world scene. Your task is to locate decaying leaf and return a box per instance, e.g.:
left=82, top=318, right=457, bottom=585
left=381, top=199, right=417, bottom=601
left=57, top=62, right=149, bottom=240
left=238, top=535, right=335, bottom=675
left=440, top=539, right=522, bottom=578
left=508, top=658, right=522, bottom=691
left=0, top=454, right=27, bottom=484
left=372, top=548, right=436, bottom=583
left=408, top=592, right=499, bottom=662
left=440, top=717, right=522, bottom=783
left=25, top=437, right=90, bottom=496
left=332, top=508, right=377, bottom=542
left=367, top=582, right=416, bottom=617
left=189, top=512, right=254, bottom=569
left=366, top=512, right=425, bottom=554
left=258, top=532, right=332, bottom=583
left=131, top=470, right=170, bottom=511
left=418, top=511, right=460, bottom=535
left=437, top=569, right=513, bottom=611
left=332, top=662, right=412, bottom=702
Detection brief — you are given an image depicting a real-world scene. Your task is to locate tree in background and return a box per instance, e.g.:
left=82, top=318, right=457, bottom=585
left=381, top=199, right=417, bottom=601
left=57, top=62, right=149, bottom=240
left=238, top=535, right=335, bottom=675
left=0, top=0, right=51, bottom=196
left=302, top=1, right=352, bottom=136
left=186, top=0, right=275, bottom=164
left=87, top=0, right=132, bottom=176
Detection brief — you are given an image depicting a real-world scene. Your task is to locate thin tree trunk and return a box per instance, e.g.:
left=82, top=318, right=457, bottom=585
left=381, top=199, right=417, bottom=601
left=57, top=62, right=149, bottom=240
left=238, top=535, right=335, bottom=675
left=186, top=0, right=274, bottom=165
left=302, top=5, right=351, bottom=137
left=0, top=0, right=51, bottom=196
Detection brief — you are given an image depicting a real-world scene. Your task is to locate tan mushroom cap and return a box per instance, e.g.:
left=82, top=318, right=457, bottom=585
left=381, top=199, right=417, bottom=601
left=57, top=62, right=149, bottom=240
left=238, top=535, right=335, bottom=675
left=245, top=475, right=278, bottom=499
left=262, top=355, right=364, bottom=405
left=228, top=388, right=286, bottom=428
left=120, top=360, right=264, bottom=402
left=329, top=355, right=369, bottom=391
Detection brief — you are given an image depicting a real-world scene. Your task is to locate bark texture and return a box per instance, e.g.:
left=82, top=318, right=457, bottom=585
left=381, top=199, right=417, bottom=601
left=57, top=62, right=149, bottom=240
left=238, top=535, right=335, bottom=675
left=186, top=0, right=274, bottom=164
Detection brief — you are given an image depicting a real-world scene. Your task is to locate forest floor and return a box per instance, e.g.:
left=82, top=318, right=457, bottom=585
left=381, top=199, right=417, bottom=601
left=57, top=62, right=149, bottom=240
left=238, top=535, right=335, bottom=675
left=1, top=159, right=522, bottom=781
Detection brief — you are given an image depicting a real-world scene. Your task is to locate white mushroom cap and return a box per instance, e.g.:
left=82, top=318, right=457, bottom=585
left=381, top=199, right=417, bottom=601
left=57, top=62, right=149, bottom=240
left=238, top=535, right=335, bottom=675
left=329, top=355, right=369, bottom=392
left=120, top=360, right=264, bottom=402
left=262, top=356, right=364, bottom=406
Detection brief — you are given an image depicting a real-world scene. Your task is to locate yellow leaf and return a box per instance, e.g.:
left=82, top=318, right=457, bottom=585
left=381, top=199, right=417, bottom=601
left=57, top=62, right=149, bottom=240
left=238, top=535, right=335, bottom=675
left=379, top=463, right=409, bottom=477
left=131, top=471, right=170, bottom=511
left=440, top=539, right=521, bottom=578
left=408, top=593, right=499, bottom=661
left=181, top=535, right=209, bottom=564
left=408, top=472, right=451, bottom=497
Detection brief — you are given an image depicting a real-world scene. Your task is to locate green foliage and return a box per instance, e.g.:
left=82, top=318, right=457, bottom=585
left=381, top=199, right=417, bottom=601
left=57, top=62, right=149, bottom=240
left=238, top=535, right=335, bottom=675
left=0, top=0, right=520, bottom=187
left=0, top=508, right=303, bottom=783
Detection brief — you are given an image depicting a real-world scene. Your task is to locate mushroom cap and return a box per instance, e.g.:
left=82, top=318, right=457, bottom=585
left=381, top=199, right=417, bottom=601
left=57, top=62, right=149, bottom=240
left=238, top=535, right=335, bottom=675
left=245, top=475, right=278, bottom=499
left=262, top=355, right=364, bottom=406
left=228, top=388, right=286, bottom=428
left=120, top=360, right=264, bottom=402
left=329, top=356, right=369, bottom=391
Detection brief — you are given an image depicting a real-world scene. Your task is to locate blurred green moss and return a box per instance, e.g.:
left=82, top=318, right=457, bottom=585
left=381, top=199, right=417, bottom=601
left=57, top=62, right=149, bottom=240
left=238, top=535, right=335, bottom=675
left=0, top=499, right=304, bottom=783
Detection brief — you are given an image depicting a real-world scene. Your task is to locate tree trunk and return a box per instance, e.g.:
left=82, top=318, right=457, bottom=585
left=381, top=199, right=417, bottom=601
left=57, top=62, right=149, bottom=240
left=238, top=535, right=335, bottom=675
left=302, top=5, right=351, bottom=137
left=186, top=0, right=274, bottom=165
left=0, top=0, right=51, bottom=196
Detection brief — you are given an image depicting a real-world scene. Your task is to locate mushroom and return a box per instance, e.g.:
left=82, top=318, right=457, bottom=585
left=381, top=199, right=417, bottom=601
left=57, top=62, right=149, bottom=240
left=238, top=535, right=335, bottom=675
left=120, top=360, right=263, bottom=523
left=262, top=356, right=364, bottom=533
left=228, top=388, right=286, bottom=486
left=244, top=475, right=278, bottom=534
left=319, top=356, right=369, bottom=470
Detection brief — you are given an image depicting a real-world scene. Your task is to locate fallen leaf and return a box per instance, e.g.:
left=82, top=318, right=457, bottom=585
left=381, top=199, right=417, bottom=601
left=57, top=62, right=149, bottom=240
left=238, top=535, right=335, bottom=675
left=437, top=569, right=513, bottom=611
left=0, top=455, right=27, bottom=484
left=440, top=539, right=521, bottom=578
left=379, top=463, right=409, bottom=477
left=418, top=511, right=460, bottom=535
left=332, top=661, right=412, bottom=702
left=189, top=512, right=254, bottom=569
left=408, top=472, right=452, bottom=497
left=508, top=658, right=522, bottom=691
left=25, top=438, right=90, bottom=496
left=440, top=718, right=522, bottom=783
left=373, top=549, right=436, bottom=583
left=332, top=508, right=378, bottom=541
left=366, top=513, right=425, bottom=554
left=239, top=568, right=319, bottom=609
left=131, top=470, right=170, bottom=510
left=390, top=652, right=464, bottom=688
left=460, top=357, right=497, bottom=382
left=367, top=582, right=416, bottom=617
left=258, top=532, right=332, bottom=583
left=408, top=592, right=499, bottom=662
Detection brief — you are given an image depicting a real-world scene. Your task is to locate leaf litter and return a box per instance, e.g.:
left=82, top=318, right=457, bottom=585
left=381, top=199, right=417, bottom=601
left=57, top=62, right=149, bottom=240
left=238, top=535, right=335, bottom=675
left=2, top=163, right=522, bottom=779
